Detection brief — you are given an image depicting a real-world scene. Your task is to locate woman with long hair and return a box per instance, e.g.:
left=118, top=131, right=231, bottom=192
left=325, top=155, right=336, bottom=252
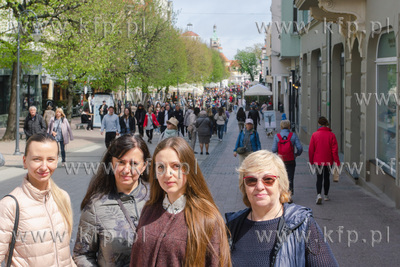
left=130, top=137, right=231, bottom=266
left=143, top=107, right=160, bottom=144
left=0, top=133, right=75, bottom=266
left=120, top=107, right=136, bottom=135
left=47, top=108, right=74, bottom=166
left=73, top=135, right=151, bottom=266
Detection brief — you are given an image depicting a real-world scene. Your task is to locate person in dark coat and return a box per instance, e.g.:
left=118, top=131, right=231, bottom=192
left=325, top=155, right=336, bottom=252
left=248, top=105, right=260, bottom=131
left=135, top=104, right=146, bottom=137
left=173, top=104, right=185, bottom=136
left=24, top=106, right=46, bottom=140
left=120, top=107, right=136, bottom=135
left=99, top=100, right=108, bottom=122
left=157, top=103, right=174, bottom=133
left=81, top=108, right=93, bottom=130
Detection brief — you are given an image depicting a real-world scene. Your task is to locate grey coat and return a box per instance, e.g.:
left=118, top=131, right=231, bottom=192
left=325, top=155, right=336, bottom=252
left=195, top=114, right=212, bottom=136
left=73, top=181, right=150, bottom=267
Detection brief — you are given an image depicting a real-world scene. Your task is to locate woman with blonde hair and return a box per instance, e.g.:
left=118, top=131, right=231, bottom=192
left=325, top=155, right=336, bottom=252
left=0, top=133, right=75, bottom=266
left=226, top=150, right=338, bottom=266
left=130, top=137, right=231, bottom=266
left=47, top=108, right=74, bottom=166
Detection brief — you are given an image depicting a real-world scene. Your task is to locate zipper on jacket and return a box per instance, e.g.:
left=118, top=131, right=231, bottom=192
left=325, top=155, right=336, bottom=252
left=44, top=193, right=60, bottom=267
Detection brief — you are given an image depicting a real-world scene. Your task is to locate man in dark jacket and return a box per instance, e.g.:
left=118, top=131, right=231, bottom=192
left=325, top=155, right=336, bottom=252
left=24, top=106, right=46, bottom=140
left=135, top=104, right=146, bottom=137
left=99, top=100, right=108, bottom=122
left=248, top=105, right=260, bottom=131
left=158, top=103, right=174, bottom=133
left=173, top=104, right=185, bottom=136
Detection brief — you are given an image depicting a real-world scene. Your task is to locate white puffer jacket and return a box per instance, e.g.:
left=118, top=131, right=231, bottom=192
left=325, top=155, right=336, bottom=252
left=0, top=176, right=75, bottom=266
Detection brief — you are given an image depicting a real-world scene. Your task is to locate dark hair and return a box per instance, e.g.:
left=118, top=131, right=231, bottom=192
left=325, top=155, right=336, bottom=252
left=218, top=107, right=224, bottom=116
left=80, top=135, right=151, bottom=210
left=318, top=116, right=329, bottom=126
left=194, top=107, right=200, bottom=116
left=123, top=107, right=132, bottom=118
left=237, top=107, right=245, bottom=117
left=138, top=104, right=144, bottom=109
left=108, top=106, right=115, bottom=110
left=25, top=133, right=59, bottom=156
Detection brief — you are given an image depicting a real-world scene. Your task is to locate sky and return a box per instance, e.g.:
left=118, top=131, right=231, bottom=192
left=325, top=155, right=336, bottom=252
left=172, top=0, right=272, bottom=60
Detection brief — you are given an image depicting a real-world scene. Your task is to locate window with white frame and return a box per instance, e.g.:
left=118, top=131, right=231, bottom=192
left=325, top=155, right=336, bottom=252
left=376, top=31, right=397, bottom=172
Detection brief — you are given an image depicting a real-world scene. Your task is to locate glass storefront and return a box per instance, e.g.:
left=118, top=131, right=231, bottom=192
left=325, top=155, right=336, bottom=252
left=376, top=31, right=397, bottom=171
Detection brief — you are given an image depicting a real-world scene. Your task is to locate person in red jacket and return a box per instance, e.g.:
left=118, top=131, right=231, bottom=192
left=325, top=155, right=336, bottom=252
left=143, top=107, right=160, bottom=144
left=308, top=117, right=340, bottom=204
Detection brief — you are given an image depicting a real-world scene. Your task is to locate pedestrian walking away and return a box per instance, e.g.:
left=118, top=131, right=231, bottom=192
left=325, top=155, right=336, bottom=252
left=101, top=106, right=121, bottom=148
left=224, top=108, right=230, bottom=134
left=173, top=104, right=185, bottom=136
left=308, top=117, right=340, bottom=204
left=247, top=105, right=260, bottom=131
left=47, top=108, right=74, bottom=166
left=130, top=137, right=231, bottom=266
left=24, top=106, right=46, bottom=140
left=233, top=119, right=261, bottom=165
left=74, top=135, right=150, bottom=266
left=0, top=134, right=75, bottom=266
left=226, top=150, right=338, bottom=266
left=196, top=110, right=213, bottom=155
left=236, top=107, right=246, bottom=132
left=187, top=107, right=200, bottom=153
left=214, top=107, right=227, bottom=141
left=272, top=120, right=303, bottom=199
left=43, top=105, right=55, bottom=128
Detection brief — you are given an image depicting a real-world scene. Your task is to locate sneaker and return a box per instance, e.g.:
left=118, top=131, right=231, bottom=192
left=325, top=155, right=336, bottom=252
left=316, top=194, right=322, bottom=205
left=324, top=195, right=330, bottom=201
left=61, top=162, right=65, bottom=167
left=206, top=152, right=209, bottom=155
left=194, top=152, right=198, bottom=154
left=200, top=152, right=203, bottom=155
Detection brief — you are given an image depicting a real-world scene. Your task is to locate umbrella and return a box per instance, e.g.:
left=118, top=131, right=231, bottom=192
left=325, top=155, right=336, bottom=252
left=244, top=84, right=273, bottom=103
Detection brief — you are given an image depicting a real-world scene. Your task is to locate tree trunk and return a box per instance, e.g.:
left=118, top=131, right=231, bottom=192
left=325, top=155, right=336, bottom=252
left=2, top=61, right=18, bottom=141
left=66, top=79, right=74, bottom=121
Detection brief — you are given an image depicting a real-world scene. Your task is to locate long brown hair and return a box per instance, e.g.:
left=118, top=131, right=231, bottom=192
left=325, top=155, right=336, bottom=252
left=80, top=135, right=151, bottom=210
left=148, top=137, right=231, bottom=266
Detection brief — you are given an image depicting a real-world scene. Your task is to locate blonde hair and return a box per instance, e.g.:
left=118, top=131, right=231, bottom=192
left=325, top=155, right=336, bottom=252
left=25, top=134, right=73, bottom=236
left=237, top=150, right=291, bottom=206
left=55, top=108, right=66, bottom=118
left=280, top=120, right=290, bottom=129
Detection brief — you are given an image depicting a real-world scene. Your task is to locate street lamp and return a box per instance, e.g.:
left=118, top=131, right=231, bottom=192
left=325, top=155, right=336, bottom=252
left=14, top=10, right=41, bottom=155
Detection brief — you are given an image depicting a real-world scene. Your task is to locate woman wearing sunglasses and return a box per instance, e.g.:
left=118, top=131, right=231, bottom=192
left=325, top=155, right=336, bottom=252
left=225, top=150, right=338, bottom=266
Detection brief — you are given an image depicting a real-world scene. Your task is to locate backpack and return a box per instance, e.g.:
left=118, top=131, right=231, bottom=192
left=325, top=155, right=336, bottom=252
left=277, top=132, right=294, bottom=161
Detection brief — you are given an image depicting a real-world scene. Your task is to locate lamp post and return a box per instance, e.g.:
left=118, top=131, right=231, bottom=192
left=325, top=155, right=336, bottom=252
left=14, top=10, right=41, bottom=155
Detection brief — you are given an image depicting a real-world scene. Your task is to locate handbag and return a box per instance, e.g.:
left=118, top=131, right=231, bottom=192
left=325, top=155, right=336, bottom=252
left=2, top=194, right=19, bottom=267
left=333, top=168, right=339, bottom=182
left=236, top=131, right=251, bottom=154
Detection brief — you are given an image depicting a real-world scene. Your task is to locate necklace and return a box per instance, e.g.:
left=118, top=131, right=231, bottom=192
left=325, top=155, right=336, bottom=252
left=251, top=204, right=283, bottom=221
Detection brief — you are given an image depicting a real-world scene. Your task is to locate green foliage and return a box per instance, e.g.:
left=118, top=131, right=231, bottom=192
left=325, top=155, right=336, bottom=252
left=234, top=49, right=258, bottom=81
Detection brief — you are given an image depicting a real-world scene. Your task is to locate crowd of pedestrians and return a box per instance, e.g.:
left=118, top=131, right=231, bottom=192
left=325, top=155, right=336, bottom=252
left=3, top=86, right=343, bottom=266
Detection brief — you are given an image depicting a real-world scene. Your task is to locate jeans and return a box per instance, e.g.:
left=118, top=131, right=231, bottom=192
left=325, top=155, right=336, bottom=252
left=59, top=140, right=66, bottom=162
left=224, top=120, right=228, bottom=133
left=316, top=166, right=331, bottom=195
left=217, top=124, right=224, bottom=140
left=138, top=125, right=144, bottom=137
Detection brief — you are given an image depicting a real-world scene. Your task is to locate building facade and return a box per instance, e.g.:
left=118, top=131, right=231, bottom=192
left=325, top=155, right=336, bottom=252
left=295, top=0, right=400, bottom=207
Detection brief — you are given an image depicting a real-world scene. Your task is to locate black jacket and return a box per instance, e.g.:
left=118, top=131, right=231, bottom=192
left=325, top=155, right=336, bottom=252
left=119, top=116, right=136, bottom=134
left=248, top=109, right=260, bottom=125
left=173, top=109, right=184, bottom=125
left=24, top=113, right=46, bottom=138
left=135, top=108, right=146, bottom=124
left=99, top=104, right=108, bottom=115
left=157, top=109, right=173, bottom=126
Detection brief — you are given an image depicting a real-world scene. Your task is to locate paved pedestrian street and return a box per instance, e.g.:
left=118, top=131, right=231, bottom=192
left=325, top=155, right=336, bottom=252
left=1, top=113, right=400, bottom=266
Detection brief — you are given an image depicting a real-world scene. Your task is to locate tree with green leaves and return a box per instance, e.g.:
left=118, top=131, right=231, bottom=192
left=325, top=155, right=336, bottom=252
left=234, top=48, right=258, bottom=81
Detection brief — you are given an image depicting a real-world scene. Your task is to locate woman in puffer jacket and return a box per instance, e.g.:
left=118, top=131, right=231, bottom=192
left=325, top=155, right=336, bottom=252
left=0, top=133, right=75, bottom=266
left=73, top=135, right=151, bottom=266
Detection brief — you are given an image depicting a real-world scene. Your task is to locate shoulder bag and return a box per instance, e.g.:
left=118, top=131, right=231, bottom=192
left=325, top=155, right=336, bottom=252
left=2, top=194, right=19, bottom=267
left=236, top=131, right=250, bottom=154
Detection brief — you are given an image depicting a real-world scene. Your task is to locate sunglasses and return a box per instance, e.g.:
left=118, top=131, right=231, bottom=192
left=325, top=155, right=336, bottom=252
left=243, top=175, right=279, bottom=187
